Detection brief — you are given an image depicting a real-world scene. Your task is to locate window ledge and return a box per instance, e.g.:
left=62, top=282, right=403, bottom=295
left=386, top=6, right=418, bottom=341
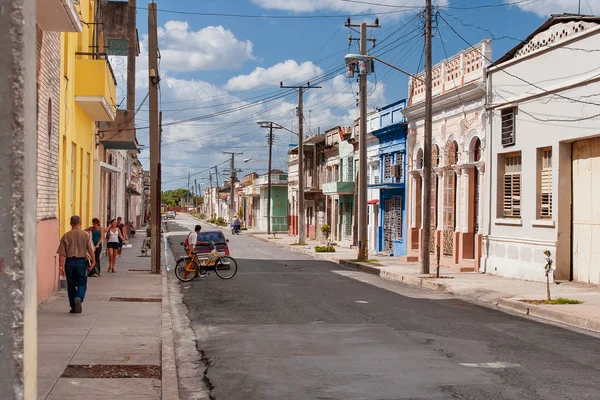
left=531, top=219, right=555, bottom=228
left=494, top=218, right=522, bottom=226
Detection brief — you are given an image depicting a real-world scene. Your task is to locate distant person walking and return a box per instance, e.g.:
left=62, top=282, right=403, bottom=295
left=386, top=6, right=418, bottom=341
left=117, top=216, right=128, bottom=257
left=85, top=218, right=103, bottom=277
left=106, top=219, right=127, bottom=273
left=57, top=215, right=96, bottom=314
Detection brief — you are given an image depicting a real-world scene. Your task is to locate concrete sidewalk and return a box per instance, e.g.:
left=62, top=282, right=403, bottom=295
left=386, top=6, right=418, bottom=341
left=37, top=233, right=178, bottom=400
left=249, top=232, right=600, bottom=334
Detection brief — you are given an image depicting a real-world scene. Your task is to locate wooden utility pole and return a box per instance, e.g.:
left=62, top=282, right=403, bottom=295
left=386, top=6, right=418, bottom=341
left=148, top=1, right=161, bottom=274
left=209, top=172, right=214, bottom=217
left=194, top=178, right=198, bottom=208
left=345, top=18, right=379, bottom=261
left=421, top=0, right=433, bottom=274
left=223, top=152, right=243, bottom=221
left=280, top=82, right=321, bottom=243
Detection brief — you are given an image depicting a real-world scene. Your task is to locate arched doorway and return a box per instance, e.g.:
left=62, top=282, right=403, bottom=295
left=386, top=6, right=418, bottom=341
left=443, top=141, right=458, bottom=257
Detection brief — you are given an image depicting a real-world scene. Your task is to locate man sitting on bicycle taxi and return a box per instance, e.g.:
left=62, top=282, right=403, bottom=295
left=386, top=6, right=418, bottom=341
left=186, top=225, right=210, bottom=258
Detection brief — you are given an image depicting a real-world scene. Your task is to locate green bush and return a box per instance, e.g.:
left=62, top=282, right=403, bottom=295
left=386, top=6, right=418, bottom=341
left=216, top=217, right=227, bottom=226
left=315, top=245, right=336, bottom=253
left=199, top=213, right=206, bottom=220
left=320, top=224, right=331, bottom=242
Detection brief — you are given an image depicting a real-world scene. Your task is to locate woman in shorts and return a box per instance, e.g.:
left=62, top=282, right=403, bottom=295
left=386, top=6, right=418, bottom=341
left=105, top=219, right=127, bottom=273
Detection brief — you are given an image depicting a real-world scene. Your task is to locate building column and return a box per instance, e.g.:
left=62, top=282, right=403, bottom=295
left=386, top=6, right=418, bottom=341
left=475, top=163, right=485, bottom=234
left=410, top=171, right=418, bottom=229
left=454, top=167, right=463, bottom=232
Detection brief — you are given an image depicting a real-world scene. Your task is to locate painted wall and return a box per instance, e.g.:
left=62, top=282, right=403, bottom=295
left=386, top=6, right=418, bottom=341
left=58, top=0, right=99, bottom=235
left=485, top=24, right=600, bottom=282
left=260, top=186, right=289, bottom=232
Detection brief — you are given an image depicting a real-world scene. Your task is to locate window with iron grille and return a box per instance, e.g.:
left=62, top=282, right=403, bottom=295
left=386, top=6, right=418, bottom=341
left=383, top=197, right=403, bottom=252
left=394, top=152, right=404, bottom=182
left=344, top=202, right=353, bottom=238
left=384, top=154, right=393, bottom=179
left=503, top=153, right=522, bottom=218
left=540, top=148, right=552, bottom=219
left=346, top=156, right=353, bottom=182
left=501, top=108, right=516, bottom=147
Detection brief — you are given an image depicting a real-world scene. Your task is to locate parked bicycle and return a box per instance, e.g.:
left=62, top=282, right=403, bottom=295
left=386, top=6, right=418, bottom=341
left=174, top=241, right=238, bottom=282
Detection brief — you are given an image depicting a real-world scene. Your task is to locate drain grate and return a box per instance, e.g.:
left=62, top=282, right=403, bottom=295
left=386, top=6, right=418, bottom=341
left=128, top=269, right=151, bottom=272
left=61, top=364, right=161, bottom=379
left=109, top=297, right=161, bottom=302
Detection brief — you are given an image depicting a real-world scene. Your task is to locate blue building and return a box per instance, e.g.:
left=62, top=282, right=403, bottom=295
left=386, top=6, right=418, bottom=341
left=369, top=100, right=408, bottom=256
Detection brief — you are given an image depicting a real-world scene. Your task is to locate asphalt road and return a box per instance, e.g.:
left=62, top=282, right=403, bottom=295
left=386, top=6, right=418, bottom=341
left=165, top=214, right=600, bottom=400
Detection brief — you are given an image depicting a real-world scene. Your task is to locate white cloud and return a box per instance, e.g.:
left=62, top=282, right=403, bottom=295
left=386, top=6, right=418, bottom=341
left=226, top=60, right=324, bottom=91
left=157, top=21, right=254, bottom=73
left=252, top=0, right=448, bottom=15
left=512, top=0, right=599, bottom=17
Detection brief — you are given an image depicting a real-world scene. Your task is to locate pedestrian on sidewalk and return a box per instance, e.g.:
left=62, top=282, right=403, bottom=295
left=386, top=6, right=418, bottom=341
left=57, top=215, right=96, bottom=314
left=116, top=216, right=128, bottom=257
left=106, top=219, right=128, bottom=273
left=84, top=218, right=102, bottom=277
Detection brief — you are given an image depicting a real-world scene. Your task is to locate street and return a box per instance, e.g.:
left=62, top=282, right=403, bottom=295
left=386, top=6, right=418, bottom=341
left=166, top=214, right=600, bottom=400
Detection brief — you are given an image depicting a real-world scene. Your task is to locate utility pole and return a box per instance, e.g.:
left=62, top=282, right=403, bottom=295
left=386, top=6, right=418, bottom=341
left=209, top=172, right=214, bottom=217
left=187, top=172, right=191, bottom=208
left=0, top=0, right=37, bottom=396
left=267, top=127, right=274, bottom=235
left=223, top=152, right=243, bottom=221
left=421, top=0, right=433, bottom=274
left=280, top=82, right=321, bottom=244
left=194, top=178, right=198, bottom=209
left=214, top=166, right=220, bottom=217
left=148, top=1, right=161, bottom=274
left=346, top=18, right=379, bottom=261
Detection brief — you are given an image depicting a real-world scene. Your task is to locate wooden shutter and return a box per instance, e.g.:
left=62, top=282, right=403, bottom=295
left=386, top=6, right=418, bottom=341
left=503, top=154, right=521, bottom=218
left=540, top=149, right=552, bottom=219
left=501, top=108, right=516, bottom=147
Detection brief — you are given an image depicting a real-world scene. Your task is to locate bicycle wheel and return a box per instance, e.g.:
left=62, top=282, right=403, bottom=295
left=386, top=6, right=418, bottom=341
left=174, top=258, right=198, bottom=282
left=214, top=256, right=238, bottom=279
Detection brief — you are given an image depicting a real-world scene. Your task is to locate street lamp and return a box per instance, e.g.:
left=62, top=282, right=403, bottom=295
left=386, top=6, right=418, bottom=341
left=344, top=52, right=425, bottom=261
left=243, top=158, right=268, bottom=164
left=257, top=121, right=304, bottom=242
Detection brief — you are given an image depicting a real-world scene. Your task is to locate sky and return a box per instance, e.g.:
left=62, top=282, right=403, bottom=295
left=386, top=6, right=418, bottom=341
left=131, top=0, right=597, bottom=191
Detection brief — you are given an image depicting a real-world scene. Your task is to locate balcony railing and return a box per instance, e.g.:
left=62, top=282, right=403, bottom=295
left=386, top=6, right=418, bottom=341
left=74, top=53, right=117, bottom=121
left=323, top=181, right=355, bottom=195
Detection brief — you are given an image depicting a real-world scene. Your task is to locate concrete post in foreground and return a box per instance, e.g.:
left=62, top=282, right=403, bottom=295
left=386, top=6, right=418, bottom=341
left=0, top=0, right=38, bottom=398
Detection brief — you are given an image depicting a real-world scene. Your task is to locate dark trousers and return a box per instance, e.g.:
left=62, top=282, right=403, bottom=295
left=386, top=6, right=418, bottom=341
left=65, top=258, right=88, bottom=310
left=89, top=244, right=101, bottom=276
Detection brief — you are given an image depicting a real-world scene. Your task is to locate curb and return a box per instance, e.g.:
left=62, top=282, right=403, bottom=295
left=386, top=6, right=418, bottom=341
left=496, top=298, right=600, bottom=333
left=161, top=260, right=180, bottom=400
left=248, top=233, right=600, bottom=335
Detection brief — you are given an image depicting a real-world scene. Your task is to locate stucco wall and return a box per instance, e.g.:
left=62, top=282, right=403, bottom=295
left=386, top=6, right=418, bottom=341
left=485, top=27, right=600, bottom=282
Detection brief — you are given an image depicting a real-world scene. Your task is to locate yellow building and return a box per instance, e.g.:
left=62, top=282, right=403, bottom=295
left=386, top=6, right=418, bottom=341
left=59, top=0, right=117, bottom=235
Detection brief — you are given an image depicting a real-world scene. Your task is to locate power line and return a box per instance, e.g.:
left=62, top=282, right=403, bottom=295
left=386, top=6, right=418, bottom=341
left=438, top=12, right=600, bottom=108
left=135, top=6, right=411, bottom=19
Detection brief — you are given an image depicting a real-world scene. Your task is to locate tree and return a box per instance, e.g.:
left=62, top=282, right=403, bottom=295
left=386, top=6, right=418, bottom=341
left=161, top=189, right=193, bottom=207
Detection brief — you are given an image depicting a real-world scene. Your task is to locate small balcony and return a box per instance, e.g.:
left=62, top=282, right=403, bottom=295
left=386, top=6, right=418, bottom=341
left=74, top=55, right=117, bottom=122
left=36, top=0, right=82, bottom=32
left=99, top=110, right=138, bottom=150
left=323, top=181, right=355, bottom=195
